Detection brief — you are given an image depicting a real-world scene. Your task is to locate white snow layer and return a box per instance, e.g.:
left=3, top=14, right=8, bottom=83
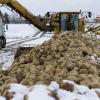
left=0, top=50, right=14, bottom=70
left=5, top=24, right=38, bottom=38
left=0, top=97, right=6, bottom=100
left=97, top=35, right=100, bottom=39
left=0, top=81, right=100, bottom=100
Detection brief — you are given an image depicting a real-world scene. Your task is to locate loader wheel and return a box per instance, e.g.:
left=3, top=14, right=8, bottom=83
left=0, top=37, right=6, bottom=48
left=0, top=39, right=2, bottom=49
left=2, top=37, right=6, bottom=48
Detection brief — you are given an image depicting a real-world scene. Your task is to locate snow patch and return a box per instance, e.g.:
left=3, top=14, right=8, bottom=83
left=0, top=50, right=14, bottom=70
left=0, top=97, right=6, bottom=100
left=48, top=81, right=59, bottom=91
left=28, top=85, right=54, bottom=100
left=9, top=84, right=29, bottom=95
left=0, top=81, right=100, bottom=100
left=5, top=24, right=38, bottom=38
left=97, top=35, right=100, bottom=39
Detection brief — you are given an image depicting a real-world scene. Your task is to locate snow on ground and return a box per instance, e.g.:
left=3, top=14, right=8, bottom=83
left=5, top=24, right=39, bottom=39
left=21, top=33, right=53, bottom=47
left=0, top=80, right=100, bottom=100
left=5, top=24, right=53, bottom=47
left=0, top=50, right=14, bottom=70
left=97, top=35, right=100, bottom=39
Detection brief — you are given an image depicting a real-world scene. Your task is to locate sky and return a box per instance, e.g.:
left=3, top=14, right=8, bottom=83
left=0, top=0, right=100, bottom=17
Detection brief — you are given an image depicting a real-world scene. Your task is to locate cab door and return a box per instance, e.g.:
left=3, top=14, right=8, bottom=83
left=61, top=14, right=68, bottom=32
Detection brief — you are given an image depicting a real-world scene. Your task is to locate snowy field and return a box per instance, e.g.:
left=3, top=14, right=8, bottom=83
left=6, top=24, right=38, bottom=38
left=0, top=50, right=14, bottom=70
left=6, top=24, right=53, bottom=47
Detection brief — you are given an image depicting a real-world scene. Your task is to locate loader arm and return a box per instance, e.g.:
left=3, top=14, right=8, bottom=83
left=0, top=0, right=47, bottom=31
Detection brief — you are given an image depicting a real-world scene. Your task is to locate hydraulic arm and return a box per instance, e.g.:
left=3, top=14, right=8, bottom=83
left=0, top=0, right=48, bottom=31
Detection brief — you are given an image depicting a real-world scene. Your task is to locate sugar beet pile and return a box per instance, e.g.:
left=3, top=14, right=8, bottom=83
left=0, top=32, right=100, bottom=89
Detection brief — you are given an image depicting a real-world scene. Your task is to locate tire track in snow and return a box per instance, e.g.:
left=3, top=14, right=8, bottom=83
left=6, top=31, right=44, bottom=48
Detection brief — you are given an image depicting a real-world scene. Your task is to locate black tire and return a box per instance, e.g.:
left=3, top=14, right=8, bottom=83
left=0, top=39, right=2, bottom=49
left=0, top=37, right=6, bottom=48
left=2, top=37, right=6, bottom=48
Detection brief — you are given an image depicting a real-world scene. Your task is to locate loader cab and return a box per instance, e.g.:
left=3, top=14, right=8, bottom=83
left=0, top=11, right=6, bottom=48
left=60, top=12, right=79, bottom=32
left=51, top=11, right=85, bottom=33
